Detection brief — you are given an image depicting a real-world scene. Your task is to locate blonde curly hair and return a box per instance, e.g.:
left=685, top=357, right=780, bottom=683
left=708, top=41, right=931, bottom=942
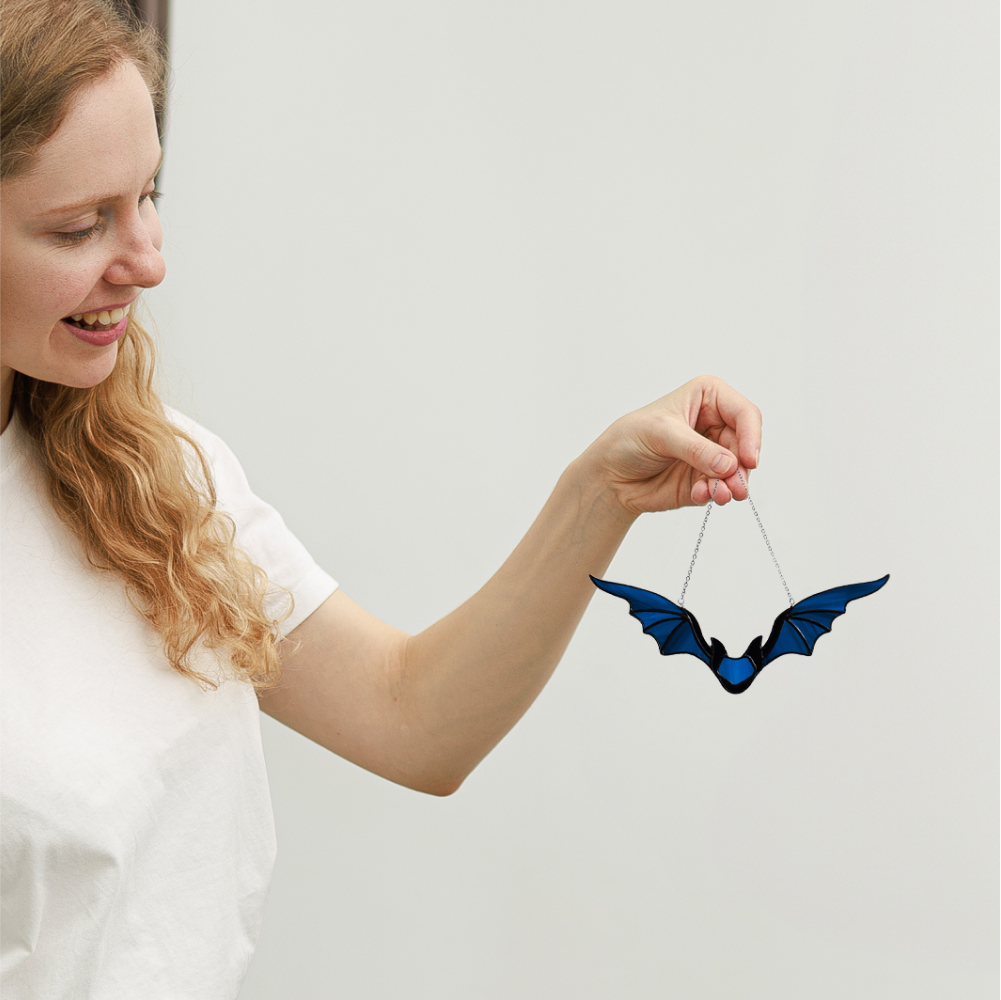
left=2, top=0, right=289, bottom=687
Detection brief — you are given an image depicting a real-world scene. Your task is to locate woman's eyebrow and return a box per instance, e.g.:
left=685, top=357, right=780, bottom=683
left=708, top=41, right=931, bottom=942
left=35, top=151, right=165, bottom=219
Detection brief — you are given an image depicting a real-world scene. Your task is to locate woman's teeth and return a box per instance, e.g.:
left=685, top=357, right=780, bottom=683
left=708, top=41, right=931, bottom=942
left=68, top=304, right=130, bottom=329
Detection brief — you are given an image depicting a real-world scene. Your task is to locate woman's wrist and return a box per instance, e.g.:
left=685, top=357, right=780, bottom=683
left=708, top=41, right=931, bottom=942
left=563, top=449, right=642, bottom=535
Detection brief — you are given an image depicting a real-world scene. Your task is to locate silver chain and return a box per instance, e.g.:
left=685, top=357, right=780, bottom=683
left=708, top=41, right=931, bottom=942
left=737, top=470, right=793, bottom=607
left=679, top=478, right=720, bottom=606
left=679, top=471, right=794, bottom=608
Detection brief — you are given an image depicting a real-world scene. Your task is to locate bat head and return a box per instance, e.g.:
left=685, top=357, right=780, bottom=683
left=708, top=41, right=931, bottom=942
left=710, top=637, right=763, bottom=693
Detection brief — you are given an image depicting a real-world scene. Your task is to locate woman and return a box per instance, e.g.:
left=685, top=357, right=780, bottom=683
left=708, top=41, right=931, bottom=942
left=0, top=0, right=761, bottom=994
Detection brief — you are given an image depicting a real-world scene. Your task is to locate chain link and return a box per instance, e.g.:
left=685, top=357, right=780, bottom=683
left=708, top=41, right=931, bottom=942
left=679, top=471, right=794, bottom=608
left=679, top=478, right=720, bottom=606
left=736, top=470, right=793, bottom=607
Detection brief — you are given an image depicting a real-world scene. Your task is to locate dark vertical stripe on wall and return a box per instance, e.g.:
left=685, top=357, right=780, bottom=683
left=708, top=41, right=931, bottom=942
left=111, top=0, right=169, bottom=181
left=114, top=0, right=169, bottom=43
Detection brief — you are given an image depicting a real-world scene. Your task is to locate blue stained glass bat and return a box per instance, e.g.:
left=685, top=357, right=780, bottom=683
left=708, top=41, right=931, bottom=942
left=590, top=574, right=889, bottom=693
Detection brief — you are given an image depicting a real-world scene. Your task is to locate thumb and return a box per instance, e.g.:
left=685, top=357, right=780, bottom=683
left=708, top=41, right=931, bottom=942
left=671, top=423, right=736, bottom=478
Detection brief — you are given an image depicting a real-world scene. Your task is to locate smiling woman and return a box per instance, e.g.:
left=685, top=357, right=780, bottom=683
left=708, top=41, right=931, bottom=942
left=0, top=0, right=765, bottom=995
left=0, top=1, right=286, bottom=693
left=0, top=1, right=318, bottom=991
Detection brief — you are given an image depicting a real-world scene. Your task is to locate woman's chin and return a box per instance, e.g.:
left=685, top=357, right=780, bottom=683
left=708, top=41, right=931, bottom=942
left=50, top=339, right=122, bottom=389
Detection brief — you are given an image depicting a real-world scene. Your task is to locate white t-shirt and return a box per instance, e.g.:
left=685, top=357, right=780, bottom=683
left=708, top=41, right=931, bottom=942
left=0, top=409, right=337, bottom=999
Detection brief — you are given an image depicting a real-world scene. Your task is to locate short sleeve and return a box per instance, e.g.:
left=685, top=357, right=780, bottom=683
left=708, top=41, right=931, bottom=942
left=166, top=408, right=338, bottom=636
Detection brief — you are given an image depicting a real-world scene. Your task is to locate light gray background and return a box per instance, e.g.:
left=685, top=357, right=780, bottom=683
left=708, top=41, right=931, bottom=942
left=148, top=2, right=998, bottom=997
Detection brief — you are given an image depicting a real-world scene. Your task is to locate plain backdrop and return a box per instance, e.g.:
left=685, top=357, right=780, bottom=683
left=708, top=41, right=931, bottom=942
left=147, top=2, right=998, bottom=997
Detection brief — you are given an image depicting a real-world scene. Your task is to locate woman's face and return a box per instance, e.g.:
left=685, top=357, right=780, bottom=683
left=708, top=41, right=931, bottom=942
left=0, top=60, right=166, bottom=412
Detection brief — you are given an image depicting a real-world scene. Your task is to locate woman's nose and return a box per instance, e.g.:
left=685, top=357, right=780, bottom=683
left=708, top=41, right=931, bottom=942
left=103, top=211, right=166, bottom=290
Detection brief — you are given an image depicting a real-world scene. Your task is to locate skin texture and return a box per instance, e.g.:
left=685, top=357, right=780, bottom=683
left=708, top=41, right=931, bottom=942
left=0, top=65, right=763, bottom=796
left=0, top=61, right=165, bottom=431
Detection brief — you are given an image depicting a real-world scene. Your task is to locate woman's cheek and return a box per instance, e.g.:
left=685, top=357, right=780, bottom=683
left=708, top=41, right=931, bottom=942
left=47, top=272, right=92, bottom=315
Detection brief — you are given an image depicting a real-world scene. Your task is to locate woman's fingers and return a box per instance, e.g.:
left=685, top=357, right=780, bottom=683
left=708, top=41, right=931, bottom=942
left=703, top=377, right=762, bottom=471
left=654, top=406, right=738, bottom=480
left=680, top=376, right=760, bottom=506
left=690, top=464, right=753, bottom=506
left=592, top=375, right=762, bottom=514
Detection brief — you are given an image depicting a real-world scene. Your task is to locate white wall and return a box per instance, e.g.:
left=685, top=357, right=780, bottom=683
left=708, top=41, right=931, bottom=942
left=149, top=2, right=998, bottom=996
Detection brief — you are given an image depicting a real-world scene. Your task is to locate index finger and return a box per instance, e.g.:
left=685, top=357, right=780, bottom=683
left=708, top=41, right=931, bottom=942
left=702, top=376, right=762, bottom=470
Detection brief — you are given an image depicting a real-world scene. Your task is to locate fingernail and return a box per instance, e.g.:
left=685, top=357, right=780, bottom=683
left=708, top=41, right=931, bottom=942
left=712, top=453, right=733, bottom=473
left=754, top=448, right=760, bottom=466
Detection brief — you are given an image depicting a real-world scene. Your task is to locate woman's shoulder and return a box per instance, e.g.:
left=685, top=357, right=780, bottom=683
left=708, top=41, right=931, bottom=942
left=163, top=406, right=241, bottom=470
left=163, top=405, right=225, bottom=452
left=161, top=406, right=254, bottom=500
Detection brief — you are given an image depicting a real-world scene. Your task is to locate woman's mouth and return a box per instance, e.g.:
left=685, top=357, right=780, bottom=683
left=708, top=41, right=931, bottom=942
left=63, top=303, right=131, bottom=332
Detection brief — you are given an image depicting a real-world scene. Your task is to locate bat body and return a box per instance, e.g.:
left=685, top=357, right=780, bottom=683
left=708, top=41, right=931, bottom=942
left=590, top=574, right=889, bottom=693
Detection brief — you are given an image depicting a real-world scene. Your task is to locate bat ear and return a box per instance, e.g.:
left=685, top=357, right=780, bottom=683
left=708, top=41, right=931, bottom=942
left=709, top=637, right=727, bottom=663
left=742, top=635, right=764, bottom=661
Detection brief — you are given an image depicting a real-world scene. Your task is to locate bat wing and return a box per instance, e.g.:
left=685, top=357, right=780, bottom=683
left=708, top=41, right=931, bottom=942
left=590, top=576, right=711, bottom=666
left=761, top=574, right=889, bottom=666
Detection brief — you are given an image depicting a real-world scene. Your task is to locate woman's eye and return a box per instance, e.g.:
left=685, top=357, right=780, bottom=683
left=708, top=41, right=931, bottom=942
left=51, top=193, right=157, bottom=245
left=53, top=221, right=103, bottom=245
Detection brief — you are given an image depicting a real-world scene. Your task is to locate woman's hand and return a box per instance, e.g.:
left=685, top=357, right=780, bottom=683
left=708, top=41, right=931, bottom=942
left=581, top=375, right=763, bottom=514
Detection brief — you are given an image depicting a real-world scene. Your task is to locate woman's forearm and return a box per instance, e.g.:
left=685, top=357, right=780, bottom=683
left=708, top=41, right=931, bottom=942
left=400, top=453, right=637, bottom=792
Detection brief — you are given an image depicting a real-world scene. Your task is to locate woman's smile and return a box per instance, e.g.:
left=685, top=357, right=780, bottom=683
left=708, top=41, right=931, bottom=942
left=66, top=303, right=132, bottom=330
left=61, top=303, right=132, bottom=346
